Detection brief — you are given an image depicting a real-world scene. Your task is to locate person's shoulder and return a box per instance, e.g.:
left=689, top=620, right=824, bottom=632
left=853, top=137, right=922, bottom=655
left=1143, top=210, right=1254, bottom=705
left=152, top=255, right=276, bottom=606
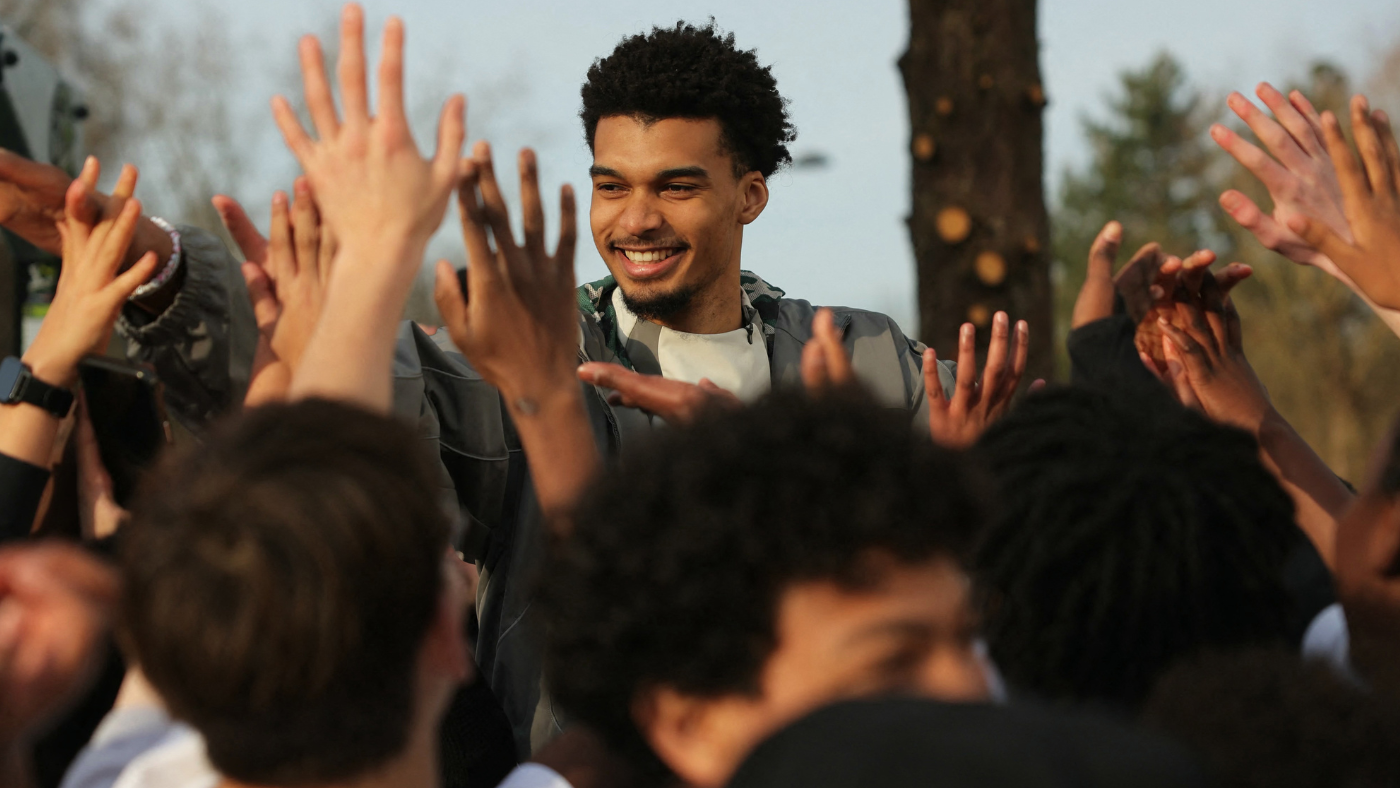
left=774, top=298, right=914, bottom=343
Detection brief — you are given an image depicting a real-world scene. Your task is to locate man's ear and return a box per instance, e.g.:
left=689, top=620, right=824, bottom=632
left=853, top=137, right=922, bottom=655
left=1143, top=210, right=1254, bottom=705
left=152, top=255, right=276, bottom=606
left=420, top=555, right=473, bottom=684
left=634, top=686, right=753, bottom=788
left=738, top=172, right=769, bottom=225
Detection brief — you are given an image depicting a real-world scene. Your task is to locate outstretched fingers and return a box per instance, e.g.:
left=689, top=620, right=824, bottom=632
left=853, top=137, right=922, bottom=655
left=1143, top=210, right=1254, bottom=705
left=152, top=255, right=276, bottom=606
left=337, top=3, right=369, bottom=126
left=519, top=149, right=547, bottom=263
left=555, top=184, right=578, bottom=286
left=271, top=95, right=315, bottom=163
left=268, top=190, right=292, bottom=284
left=980, top=312, right=1011, bottom=399
left=456, top=159, right=499, bottom=288
left=1227, top=90, right=1308, bottom=170
left=472, top=142, right=519, bottom=261
left=952, top=323, right=977, bottom=407
left=1374, top=110, right=1400, bottom=192
left=1211, top=122, right=1291, bottom=193
left=298, top=35, right=340, bottom=139
left=1352, top=96, right=1395, bottom=196
left=432, top=95, right=467, bottom=184
left=375, top=16, right=407, bottom=131
left=1256, top=82, right=1324, bottom=155
left=1321, top=109, right=1369, bottom=210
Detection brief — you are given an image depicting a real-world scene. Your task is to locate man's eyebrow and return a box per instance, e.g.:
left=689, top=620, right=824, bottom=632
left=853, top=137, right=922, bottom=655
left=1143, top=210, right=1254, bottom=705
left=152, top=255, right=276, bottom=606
left=657, top=166, right=709, bottom=180
left=588, top=165, right=624, bottom=178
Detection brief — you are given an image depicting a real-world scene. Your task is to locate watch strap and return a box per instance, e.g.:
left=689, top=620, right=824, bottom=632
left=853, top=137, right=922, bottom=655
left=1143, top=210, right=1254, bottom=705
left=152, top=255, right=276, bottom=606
left=3, top=359, right=74, bottom=417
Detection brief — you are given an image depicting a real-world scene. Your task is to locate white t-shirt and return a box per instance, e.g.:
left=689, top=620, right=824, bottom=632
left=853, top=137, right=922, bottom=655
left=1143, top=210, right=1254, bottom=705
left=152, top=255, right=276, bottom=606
left=60, top=706, right=215, bottom=788
left=611, top=288, right=772, bottom=403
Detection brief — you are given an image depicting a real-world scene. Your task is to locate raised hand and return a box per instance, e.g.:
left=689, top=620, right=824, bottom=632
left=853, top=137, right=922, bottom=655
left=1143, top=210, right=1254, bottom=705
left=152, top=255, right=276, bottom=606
left=0, top=542, right=118, bottom=749
left=925, top=312, right=1029, bottom=449
left=1287, top=97, right=1400, bottom=312
left=1336, top=422, right=1400, bottom=698
left=1214, top=84, right=1400, bottom=334
left=435, top=144, right=580, bottom=410
left=271, top=4, right=464, bottom=287
left=279, top=4, right=466, bottom=410
left=1157, top=281, right=1351, bottom=568
left=434, top=142, right=599, bottom=520
left=22, top=159, right=159, bottom=389
left=1153, top=281, right=1271, bottom=432
left=230, top=181, right=336, bottom=406
left=0, top=149, right=92, bottom=256
left=1213, top=84, right=1350, bottom=269
left=800, top=308, right=856, bottom=392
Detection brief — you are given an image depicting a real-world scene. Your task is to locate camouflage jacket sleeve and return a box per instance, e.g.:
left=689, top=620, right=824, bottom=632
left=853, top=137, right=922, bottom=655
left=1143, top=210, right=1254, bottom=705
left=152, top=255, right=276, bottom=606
left=115, top=225, right=257, bottom=430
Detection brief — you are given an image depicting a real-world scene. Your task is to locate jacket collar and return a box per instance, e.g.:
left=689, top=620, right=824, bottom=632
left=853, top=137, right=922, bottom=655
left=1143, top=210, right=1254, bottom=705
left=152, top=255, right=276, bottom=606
left=576, top=271, right=786, bottom=371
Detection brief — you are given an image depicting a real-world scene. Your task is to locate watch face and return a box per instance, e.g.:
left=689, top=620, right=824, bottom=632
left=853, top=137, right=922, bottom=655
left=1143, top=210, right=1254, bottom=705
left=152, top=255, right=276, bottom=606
left=0, top=357, right=23, bottom=402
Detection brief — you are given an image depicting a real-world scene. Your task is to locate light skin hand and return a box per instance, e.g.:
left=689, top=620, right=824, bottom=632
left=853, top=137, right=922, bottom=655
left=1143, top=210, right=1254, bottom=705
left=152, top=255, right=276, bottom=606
left=434, top=144, right=598, bottom=521
left=0, top=150, right=175, bottom=314
left=271, top=5, right=464, bottom=277
left=0, top=160, right=159, bottom=471
left=0, top=542, right=118, bottom=750
left=924, top=312, right=1029, bottom=449
left=1216, top=84, right=1400, bottom=334
left=74, top=395, right=127, bottom=541
left=279, top=4, right=466, bottom=410
left=1287, top=97, right=1400, bottom=312
left=577, top=362, right=741, bottom=426
left=800, top=308, right=856, bottom=392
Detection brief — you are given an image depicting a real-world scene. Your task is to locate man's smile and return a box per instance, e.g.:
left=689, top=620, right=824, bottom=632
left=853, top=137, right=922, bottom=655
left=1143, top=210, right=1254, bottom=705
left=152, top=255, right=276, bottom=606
left=612, top=244, right=688, bottom=280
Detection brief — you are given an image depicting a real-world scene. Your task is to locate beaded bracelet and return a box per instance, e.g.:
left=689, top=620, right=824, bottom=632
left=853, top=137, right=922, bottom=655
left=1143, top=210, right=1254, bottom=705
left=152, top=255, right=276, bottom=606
left=129, top=216, right=183, bottom=301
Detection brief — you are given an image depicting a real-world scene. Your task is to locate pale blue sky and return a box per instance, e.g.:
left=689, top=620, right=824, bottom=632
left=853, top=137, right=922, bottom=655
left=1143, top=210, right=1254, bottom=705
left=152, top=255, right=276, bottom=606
left=149, top=0, right=1400, bottom=331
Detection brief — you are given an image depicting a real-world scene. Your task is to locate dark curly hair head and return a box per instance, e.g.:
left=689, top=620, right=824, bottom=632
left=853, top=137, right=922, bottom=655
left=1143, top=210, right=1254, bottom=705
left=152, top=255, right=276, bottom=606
left=972, top=387, right=1300, bottom=710
left=1143, top=648, right=1400, bottom=788
left=581, top=21, right=796, bottom=178
left=540, top=391, right=988, bottom=779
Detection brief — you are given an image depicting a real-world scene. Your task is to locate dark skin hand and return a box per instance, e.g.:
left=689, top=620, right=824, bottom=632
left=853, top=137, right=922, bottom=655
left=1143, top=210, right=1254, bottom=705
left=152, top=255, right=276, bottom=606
left=1336, top=421, right=1400, bottom=699
left=0, top=149, right=179, bottom=314
left=1289, top=97, right=1400, bottom=312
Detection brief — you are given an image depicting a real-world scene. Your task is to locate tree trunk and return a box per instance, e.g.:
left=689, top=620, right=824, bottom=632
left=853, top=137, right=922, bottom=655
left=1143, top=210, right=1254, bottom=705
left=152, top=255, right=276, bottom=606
left=900, top=0, right=1052, bottom=382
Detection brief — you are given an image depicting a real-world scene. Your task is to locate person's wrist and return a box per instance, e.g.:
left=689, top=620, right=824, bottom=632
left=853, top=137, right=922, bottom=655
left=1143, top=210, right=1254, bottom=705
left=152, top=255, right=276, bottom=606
left=20, top=345, right=79, bottom=390
left=501, top=369, right=585, bottom=421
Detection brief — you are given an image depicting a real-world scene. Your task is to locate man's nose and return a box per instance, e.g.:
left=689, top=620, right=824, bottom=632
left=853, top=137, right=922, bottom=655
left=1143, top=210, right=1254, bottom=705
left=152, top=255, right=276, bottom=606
left=618, top=192, right=665, bottom=236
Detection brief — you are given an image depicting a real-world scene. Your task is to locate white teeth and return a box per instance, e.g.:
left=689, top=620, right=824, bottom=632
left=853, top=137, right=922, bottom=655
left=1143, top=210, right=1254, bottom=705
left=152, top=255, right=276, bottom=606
left=622, top=249, right=676, bottom=263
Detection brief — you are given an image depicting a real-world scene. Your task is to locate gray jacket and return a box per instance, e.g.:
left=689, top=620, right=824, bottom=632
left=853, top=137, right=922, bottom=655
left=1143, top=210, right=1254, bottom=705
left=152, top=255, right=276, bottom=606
left=118, top=226, right=954, bottom=758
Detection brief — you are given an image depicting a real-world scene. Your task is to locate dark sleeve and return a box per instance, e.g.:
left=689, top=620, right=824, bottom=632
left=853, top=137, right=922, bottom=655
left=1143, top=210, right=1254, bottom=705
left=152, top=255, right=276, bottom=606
left=0, top=452, right=51, bottom=543
left=1067, top=314, right=1171, bottom=404
left=115, top=225, right=257, bottom=431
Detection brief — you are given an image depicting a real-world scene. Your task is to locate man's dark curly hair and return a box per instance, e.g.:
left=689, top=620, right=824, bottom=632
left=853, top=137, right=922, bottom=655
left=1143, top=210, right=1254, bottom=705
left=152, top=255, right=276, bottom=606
left=580, top=21, right=796, bottom=178
left=540, top=391, right=988, bottom=779
left=1143, top=648, right=1400, bottom=788
left=972, top=387, right=1300, bottom=710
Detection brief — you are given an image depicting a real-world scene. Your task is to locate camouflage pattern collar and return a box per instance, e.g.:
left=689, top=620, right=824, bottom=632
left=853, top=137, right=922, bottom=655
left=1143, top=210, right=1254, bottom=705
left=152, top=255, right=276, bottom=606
left=576, top=271, right=786, bottom=372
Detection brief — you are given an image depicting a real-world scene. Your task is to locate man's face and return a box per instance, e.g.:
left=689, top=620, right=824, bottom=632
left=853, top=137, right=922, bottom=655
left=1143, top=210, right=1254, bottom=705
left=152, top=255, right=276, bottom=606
left=640, top=557, right=988, bottom=787
left=589, top=115, right=767, bottom=325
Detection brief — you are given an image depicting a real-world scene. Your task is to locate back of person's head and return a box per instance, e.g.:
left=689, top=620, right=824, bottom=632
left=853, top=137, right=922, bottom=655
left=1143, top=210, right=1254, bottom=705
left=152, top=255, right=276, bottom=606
left=580, top=20, right=795, bottom=178
left=542, top=391, right=989, bottom=786
left=1143, top=648, right=1400, bottom=787
left=972, top=387, right=1298, bottom=709
left=120, top=400, right=451, bottom=785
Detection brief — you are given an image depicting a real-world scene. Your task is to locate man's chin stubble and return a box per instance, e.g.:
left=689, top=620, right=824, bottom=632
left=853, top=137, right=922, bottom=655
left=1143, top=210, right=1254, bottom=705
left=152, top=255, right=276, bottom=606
left=620, top=284, right=699, bottom=323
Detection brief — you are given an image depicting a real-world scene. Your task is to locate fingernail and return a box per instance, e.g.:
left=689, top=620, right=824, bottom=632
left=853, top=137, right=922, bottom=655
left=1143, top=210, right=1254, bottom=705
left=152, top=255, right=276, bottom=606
left=1150, top=285, right=1164, bottom=299
left=1157, top=316, right=1169, bottom=327
left=1105, top=221, right=1121, bottom=241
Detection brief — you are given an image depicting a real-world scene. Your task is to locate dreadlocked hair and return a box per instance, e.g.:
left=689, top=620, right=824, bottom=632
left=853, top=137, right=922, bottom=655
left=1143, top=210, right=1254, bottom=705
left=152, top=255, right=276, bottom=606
left=580, top=20, right=796, bottom=178
left=971, top=386, right=1299, bottom=710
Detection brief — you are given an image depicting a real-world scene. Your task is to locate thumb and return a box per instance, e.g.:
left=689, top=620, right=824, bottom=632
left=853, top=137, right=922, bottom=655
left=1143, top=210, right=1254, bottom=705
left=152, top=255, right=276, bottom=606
left=1071, top=220, right=1122, bottom=328
left=432, top=260, right=469, bottom=337
left=1287, top=214, right=1349, bottom=261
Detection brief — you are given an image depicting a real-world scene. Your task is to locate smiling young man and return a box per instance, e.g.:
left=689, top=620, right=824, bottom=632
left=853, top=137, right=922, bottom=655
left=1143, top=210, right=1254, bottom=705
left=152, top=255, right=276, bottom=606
left=0, top=15, right=1020, bottom=760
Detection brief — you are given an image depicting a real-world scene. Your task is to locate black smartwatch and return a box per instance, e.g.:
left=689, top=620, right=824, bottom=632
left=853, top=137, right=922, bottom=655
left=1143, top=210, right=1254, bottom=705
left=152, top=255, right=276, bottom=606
left=0, top=356, right=74, bottom=417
